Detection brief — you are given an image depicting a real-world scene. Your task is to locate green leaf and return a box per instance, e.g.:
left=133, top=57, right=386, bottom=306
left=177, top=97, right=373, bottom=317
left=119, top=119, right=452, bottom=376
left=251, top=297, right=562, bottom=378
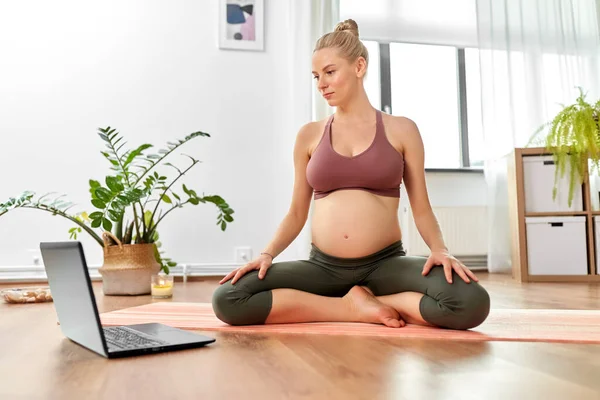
left=105, top=176, right=124, bottom=193
left=102, top=218, right=113, bottom=231
left=163, top=162, right=182, bottom=174
left=161, top=194, right=172, bottom=204
left=144, top=210, right=154, bottom=228
left=224, top=215, right=233, bottom=222
left=107, top=209, right=120, bottom=222
left=91, top=199, right=106, bottom=209
left=189, top=198, right=199, bottom=205
left=95, top=187, right=112, bottom=202
left=91, top=218, right=102, bottom=228
left=124, top=144, right=153, bottom=168
left=221, top=221, right=226, bottom=231
left=89, top=211, right=103, bottom=219
left=182, top=184, right=190, bottom=196
left=89, top=180, right=101, bottom=189
left=172, top=192, right=181, bottom=201
left=167, top=261, right=177, bottom=267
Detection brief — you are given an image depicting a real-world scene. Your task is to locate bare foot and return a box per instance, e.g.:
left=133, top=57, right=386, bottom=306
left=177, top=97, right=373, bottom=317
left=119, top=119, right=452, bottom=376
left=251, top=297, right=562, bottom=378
left=343, top=286, right=404, bottom=328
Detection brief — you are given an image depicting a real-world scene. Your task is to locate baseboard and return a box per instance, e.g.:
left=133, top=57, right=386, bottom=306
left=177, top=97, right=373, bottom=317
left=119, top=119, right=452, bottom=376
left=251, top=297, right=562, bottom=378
left=0, top=263, right=238, bottom=283
left=0, top=257, right=489, bottom=283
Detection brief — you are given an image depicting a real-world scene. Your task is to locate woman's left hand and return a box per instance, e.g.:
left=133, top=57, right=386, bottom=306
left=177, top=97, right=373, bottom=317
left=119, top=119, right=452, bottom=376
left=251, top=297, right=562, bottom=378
left=422, top=250, right=479, bottom=284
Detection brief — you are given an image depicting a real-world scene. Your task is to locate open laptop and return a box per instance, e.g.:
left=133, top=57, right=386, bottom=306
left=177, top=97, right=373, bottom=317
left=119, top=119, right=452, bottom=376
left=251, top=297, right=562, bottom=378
left=40, top=241, right=215, bottom=358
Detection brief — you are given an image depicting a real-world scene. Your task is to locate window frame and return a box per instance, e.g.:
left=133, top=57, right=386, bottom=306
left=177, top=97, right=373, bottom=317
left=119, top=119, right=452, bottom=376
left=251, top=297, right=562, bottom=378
left=376, top=40, right=483, bottom=172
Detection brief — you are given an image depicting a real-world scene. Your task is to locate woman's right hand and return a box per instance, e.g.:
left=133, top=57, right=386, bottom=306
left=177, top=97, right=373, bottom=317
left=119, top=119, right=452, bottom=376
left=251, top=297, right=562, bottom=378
left=219, top=254, right=274, bottom=285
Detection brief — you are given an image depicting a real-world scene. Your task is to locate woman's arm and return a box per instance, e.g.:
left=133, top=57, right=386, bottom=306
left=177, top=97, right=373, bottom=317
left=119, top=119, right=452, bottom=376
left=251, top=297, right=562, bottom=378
left=396, top=116, right=478, bottom=284
left=397, top=117, right=447, bottom=252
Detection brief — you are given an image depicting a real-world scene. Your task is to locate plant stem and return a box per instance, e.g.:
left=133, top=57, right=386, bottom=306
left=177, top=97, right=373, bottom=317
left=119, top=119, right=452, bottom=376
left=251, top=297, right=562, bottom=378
left=115, top=217, right=123, bottom=241
left=137, top=200, right=147, bottom=235
left=21, top=205, right=103, bottom=246
left=132, top=203, right=142, bottom=243
left=147, top=161, right=198, bottom=242
left=146, top=201, right=189, bottom=239
left=106, top=133, right=132, bottom=188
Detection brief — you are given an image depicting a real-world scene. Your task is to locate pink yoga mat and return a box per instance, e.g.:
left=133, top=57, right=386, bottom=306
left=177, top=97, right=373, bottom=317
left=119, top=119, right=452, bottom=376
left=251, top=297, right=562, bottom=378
left=99, top=302, right=600, bottom=344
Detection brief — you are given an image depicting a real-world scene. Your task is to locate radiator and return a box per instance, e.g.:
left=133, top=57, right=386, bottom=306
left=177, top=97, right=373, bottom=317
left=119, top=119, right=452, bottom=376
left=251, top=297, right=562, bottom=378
left=402, top=206, right=488, bottom=270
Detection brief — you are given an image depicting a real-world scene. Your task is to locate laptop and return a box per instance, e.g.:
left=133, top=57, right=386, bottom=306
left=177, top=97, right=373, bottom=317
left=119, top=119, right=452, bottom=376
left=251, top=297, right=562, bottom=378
left=40, top=241, right=215, bottom=359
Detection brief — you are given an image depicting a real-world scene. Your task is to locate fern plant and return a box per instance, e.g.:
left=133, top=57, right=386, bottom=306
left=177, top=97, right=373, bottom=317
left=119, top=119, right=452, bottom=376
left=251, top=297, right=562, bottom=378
left=0, top=127, right=235, bottom=274
left=526, top=87, right=600, bottom=207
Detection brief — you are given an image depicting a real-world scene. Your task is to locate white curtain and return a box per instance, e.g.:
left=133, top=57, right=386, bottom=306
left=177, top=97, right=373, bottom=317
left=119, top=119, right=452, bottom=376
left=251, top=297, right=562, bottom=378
left=340, top=0, right=478, bottom=47
left=311, top=0, right=340, bottom=121
left=288, top=0, right=339, bottom=259
left=475, top=0, right=600, bottom=272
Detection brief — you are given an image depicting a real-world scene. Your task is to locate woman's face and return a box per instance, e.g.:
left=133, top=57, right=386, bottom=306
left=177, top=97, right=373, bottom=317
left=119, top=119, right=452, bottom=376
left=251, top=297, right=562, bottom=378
left=312, top=47, right=366, bottom=107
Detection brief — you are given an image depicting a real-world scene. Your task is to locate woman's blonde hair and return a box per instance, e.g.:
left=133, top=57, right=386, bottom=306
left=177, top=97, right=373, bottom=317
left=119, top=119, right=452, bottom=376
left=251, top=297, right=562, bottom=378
left=314, top=19, right=369, bottom=67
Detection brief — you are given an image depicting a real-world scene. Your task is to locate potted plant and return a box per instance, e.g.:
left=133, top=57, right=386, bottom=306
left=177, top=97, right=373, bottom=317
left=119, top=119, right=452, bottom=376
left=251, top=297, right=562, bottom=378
left=0, top=126, right=234, bottom=295
left=527, top=87, right=600, bottom=207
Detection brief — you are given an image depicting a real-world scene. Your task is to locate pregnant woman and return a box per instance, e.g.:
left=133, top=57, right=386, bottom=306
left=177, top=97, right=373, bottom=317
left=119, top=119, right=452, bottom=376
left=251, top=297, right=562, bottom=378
left=212, top=19, right=490, bottom=330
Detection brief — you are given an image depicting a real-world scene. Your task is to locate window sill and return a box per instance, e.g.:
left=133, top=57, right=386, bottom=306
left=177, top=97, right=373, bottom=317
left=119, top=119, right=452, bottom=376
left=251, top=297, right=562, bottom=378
left=425, top=167, right=484, bottom=174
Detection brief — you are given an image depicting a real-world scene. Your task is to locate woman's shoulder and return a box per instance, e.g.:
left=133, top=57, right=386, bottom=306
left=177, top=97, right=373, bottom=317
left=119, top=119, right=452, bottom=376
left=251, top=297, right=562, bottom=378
left=380, top=111, right=418, bottom=132
left=297, top=119, right=330, bottom=157
left=380, top=112, right=421, bottom=155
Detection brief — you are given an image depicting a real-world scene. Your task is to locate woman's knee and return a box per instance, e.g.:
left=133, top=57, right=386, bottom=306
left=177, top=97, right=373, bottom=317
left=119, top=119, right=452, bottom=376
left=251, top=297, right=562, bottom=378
left=211, top=281, right=272, bottom=326
left=446, top=283, right=491, bottom=330
left=420, top=274, right=491, bottom=330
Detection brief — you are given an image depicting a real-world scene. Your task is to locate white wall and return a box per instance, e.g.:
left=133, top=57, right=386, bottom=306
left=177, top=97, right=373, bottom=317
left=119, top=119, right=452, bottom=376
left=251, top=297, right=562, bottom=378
left=399, top=172, right=486, bottom=230
left=0, top=0, right=487, bottom=268
left=0, top=0, right=301, bottom=267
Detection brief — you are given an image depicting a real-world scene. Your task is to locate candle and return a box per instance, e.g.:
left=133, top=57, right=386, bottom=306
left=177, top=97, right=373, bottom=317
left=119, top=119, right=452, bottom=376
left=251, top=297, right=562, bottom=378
left=151, top=275, right=174, bottom=298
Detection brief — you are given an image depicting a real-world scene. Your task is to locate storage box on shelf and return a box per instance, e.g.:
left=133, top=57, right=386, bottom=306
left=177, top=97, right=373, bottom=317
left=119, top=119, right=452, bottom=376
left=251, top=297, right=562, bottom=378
left=508, top=147, right=600, bottom=282
left=525, top=216, right=588, bottom=276
left=522, top=155, right=583, bottom=213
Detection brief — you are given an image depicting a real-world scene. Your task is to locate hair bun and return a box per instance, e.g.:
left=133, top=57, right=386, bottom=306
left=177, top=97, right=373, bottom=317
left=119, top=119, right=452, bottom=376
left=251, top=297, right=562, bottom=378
left=334, top=19, right=359, bottom=37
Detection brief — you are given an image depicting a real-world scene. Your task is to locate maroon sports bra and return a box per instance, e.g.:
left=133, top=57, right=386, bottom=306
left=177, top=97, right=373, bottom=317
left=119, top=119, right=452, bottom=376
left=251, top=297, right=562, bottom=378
left=306, top=110, right=405, bottom=200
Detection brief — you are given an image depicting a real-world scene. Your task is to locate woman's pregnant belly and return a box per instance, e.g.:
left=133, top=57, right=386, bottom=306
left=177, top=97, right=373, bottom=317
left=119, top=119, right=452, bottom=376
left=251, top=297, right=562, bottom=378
left=310, top=189, right=403, bottom=258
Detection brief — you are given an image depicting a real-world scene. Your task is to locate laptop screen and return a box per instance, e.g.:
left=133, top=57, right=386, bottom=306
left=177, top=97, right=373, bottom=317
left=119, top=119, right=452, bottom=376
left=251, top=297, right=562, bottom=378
left=40, top=242, right=107, bottom=356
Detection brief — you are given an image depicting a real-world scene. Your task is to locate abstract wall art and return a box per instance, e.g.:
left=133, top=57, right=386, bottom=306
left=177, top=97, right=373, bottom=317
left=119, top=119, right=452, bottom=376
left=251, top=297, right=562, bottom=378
left=218, top=0, right=264, bottom=51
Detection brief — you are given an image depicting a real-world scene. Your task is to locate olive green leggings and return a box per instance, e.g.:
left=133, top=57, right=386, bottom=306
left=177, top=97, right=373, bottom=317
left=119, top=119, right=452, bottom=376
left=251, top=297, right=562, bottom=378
left=212, top=240, right=490, bottom=330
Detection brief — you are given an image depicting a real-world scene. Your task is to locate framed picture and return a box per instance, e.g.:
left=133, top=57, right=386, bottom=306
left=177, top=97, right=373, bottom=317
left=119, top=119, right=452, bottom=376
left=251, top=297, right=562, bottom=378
left=218, top=0, right=264, bottom=51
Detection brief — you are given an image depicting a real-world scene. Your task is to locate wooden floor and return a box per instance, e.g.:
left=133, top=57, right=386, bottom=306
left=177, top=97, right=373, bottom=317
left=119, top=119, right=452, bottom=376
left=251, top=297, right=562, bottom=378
left=2, top=272, right=600, bottom=400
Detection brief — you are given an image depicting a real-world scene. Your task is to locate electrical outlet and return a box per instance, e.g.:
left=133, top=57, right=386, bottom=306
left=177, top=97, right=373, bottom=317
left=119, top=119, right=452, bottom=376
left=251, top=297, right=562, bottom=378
left=234, top=246, right=253, bottom=264
left=27, top=249, right=42, bottom=266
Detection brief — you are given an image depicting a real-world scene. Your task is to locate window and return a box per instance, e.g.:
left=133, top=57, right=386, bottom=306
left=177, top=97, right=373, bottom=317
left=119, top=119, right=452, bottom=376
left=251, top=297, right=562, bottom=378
left=362, top=40, right=381, bottom=110
left=390, top=43, right=461, bottom=168
left=465, top=48, right=484, bottom=167
left=364, top=41, right=484, bottom=169
left=341, top=0, right=483, bottom=169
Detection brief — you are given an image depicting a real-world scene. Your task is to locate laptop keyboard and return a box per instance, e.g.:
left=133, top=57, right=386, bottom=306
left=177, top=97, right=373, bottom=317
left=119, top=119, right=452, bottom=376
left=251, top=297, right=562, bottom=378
left=103, top=326, right=169, bottom=351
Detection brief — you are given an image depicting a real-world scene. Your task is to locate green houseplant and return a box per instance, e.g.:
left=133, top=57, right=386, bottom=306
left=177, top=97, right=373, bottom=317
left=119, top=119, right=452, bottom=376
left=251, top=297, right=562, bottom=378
left=526, top=87, right=600, bottom=207
left=0, top=126, right=234, bottom=294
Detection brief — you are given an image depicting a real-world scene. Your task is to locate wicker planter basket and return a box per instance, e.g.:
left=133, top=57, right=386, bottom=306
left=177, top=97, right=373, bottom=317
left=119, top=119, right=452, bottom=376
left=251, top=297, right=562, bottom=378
left=98, top=231, right=161, bottom=296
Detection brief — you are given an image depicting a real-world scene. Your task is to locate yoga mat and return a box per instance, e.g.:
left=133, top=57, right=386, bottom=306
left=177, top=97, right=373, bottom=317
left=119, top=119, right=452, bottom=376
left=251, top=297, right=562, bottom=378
left=99, top=302, right=600, bottom=344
